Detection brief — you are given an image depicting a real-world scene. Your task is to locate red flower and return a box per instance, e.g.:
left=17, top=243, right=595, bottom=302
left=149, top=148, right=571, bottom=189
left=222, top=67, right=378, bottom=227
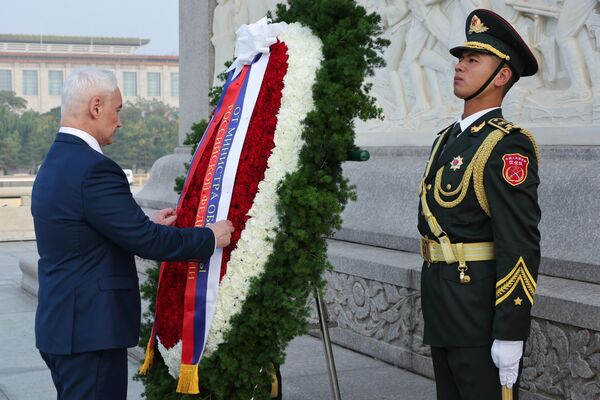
left=155, top=42, right=289, bottom=350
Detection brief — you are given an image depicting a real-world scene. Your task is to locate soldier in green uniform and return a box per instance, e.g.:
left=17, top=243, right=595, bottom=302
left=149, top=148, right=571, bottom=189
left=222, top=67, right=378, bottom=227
left=417, top=9, right=541, bottom=400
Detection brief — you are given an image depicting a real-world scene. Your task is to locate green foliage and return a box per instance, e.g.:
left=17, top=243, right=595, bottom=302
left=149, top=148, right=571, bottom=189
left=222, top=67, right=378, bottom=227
left=0, top=94, right=179, bottom=173
left=104, top=98, right=179, bottom=170
left=138, top=1, right=387, bottom=398
left=0, top=95, right=57, bottom=172
left=0, top=91, right=27, bottom=112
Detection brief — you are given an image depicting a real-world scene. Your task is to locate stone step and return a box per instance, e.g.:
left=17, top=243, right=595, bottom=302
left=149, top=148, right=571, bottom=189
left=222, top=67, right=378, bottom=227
left=326, top=238, right=600, bottom=340
left=324, top=238, right=600, bottom=399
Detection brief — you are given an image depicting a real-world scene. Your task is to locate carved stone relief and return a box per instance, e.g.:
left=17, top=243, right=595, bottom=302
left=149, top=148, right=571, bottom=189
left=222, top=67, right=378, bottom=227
left=211, top=0, right=282, bottom=84
left=357, top=0, right=600, bottom=130
left=320, top=270, right=430, bottom=356
left=317, top=270, right=600, bottom=399
left=522, top=319, right=600, bottom=400
left=212, top=1, right=600, bottom=134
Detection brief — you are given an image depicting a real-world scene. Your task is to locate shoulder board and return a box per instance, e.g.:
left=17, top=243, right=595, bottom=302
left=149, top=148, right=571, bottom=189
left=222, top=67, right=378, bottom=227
left=488, top=117, right=521, bottom=134
left=488, top=118, right=539, bottom=162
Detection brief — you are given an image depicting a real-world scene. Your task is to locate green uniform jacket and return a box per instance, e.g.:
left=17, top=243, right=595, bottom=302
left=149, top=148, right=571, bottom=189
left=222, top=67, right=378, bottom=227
left=418, top=108, right=541, bottom=347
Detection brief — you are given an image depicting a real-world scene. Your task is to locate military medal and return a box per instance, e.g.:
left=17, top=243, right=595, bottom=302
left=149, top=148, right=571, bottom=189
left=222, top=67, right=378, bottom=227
left=450, top=155, right=463, bottom=171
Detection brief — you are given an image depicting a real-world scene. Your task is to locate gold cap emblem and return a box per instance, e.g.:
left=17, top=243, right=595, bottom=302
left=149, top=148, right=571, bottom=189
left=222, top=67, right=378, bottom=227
left=469, top=15, right=489, bottom=34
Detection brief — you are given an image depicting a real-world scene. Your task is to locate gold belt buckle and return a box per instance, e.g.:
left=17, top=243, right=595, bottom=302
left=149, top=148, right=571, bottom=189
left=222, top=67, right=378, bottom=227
left=420, top=238, right=432, bottom=263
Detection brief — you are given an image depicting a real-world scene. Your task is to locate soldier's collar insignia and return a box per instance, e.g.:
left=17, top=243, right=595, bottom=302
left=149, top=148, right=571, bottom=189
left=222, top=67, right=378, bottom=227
left=471, top=121, right=486, bottom=133
left=450, top=155, right=464, bottom=171
left=469, top=15, right=489, bottom=34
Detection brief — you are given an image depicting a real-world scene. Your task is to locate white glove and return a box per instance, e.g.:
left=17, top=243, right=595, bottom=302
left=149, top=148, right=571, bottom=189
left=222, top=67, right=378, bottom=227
left=491, top=339, right=523, bottom=388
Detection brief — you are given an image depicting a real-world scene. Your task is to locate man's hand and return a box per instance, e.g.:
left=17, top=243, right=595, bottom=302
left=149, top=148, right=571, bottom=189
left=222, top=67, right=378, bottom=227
left=151, top=208, right=177, bottom=226
left=491, top=339, right=523, bottom=388
left=207, top=220, right=234, bottom=248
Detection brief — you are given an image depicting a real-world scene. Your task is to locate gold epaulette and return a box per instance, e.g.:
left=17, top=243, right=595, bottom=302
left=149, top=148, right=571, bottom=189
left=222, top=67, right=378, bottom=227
left=434, top=117, right=539, bottom=216
left=488, top=117, right=520, bottom=134
left=469, top=118, right=539, bottom=215
left=487, top=117, right=539, bottom=162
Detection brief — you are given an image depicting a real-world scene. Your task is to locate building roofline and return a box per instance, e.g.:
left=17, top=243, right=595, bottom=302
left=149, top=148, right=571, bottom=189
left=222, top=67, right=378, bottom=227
left=0, top=51, right=178, bottom=65
left=0, top=34, right=150, bottom=47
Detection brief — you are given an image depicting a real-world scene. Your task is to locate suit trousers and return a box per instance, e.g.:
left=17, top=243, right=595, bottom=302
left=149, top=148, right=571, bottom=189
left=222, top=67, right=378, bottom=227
left=40, top=348, right=127, bottom=400
left=431, top=346, right=521, bottom=400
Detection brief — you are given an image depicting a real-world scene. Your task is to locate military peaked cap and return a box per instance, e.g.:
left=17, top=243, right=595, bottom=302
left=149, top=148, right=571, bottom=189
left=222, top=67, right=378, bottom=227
left=450, top=9, right=538, bottom=78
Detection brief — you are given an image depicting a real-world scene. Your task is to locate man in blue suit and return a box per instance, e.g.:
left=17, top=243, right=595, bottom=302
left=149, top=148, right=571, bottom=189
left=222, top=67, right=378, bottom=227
left=31, top=68, right=234, bottom=400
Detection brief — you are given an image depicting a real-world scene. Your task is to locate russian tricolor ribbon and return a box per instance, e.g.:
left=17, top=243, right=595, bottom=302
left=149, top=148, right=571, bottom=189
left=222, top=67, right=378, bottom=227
left=140, top=52, right=271, bottom=395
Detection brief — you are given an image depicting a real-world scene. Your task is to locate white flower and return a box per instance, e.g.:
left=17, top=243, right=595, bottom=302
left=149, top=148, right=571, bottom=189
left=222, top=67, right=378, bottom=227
left=157, top=338, right=182, bottom=378
left=204, top=23, right=323, bottom=356
left=159, top=22, right=323, bottom=378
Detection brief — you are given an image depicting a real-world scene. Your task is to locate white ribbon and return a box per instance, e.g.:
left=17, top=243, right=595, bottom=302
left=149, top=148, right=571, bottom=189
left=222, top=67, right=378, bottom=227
left=226, top=16, right=287, bottom=78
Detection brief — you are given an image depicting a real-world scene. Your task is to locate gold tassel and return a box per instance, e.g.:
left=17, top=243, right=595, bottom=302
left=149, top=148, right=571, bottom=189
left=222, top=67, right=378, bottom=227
left=138, top=340, right=155, bottom=375
left=268, top=363, right=279, bottom=398
left=176, top=364, right=200, bottom=394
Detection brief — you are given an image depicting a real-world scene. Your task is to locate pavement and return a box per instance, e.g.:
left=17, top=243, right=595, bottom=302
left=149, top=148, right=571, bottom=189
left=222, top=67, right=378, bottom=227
left=0, top=240, right=436, bottom=400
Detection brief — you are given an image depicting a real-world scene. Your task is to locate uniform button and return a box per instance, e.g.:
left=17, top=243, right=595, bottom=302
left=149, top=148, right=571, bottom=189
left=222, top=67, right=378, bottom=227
left=426, top=184, right=432, bottom=191
left=446, top=184, right=452, bottom=190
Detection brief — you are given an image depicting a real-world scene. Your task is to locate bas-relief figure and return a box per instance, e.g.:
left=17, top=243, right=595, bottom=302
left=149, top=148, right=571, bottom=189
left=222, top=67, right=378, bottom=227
left=211, top=0, right=600, bottom=131
left=211, top=0, right=282, bottom=84
left=310, top=270, right=600, bottom=400
left=358, top=0, right=600, bottom=132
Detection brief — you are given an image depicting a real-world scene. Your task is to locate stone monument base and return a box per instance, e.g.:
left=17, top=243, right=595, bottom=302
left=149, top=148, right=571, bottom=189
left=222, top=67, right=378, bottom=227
left=309, top=146, right=600, bottom=400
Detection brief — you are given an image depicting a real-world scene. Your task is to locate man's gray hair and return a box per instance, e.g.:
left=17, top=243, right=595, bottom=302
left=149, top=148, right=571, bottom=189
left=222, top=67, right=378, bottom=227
left=61, top=68, right=118, bottom=118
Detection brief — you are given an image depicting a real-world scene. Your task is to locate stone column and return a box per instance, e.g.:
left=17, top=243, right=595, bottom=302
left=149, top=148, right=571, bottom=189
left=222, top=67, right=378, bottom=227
left=178, top=0, right=216, bottom=145
left=135, top=0, right=216, bottom=211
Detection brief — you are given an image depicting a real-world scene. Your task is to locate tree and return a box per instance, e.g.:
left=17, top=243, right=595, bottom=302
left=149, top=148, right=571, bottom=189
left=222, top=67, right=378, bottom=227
left=0, top=95, right=179, bottom=173
left=0, top=91, right=27, bottom=112
left=104, top=98, right=179, bottom=171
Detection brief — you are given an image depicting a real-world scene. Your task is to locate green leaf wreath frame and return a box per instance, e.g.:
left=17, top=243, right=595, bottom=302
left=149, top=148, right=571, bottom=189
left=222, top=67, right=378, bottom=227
left=137, top=1, right=388, bottom=399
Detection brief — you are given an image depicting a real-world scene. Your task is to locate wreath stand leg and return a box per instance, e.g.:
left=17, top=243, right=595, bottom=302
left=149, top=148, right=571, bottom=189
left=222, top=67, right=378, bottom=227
left=314, top=287, right=342, bottom=400
left=309, top=148, right=371, bottom=399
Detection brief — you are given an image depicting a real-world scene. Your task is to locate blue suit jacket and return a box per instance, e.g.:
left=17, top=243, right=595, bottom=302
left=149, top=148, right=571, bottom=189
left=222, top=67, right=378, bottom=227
left=32, top=132, right=215, bottom=355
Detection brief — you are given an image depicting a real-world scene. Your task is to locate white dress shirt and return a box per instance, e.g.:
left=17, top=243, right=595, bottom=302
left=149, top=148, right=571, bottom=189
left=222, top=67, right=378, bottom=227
left=60, top=127, right=103, bottom=154
left=457, top=107, right=500, bottom=137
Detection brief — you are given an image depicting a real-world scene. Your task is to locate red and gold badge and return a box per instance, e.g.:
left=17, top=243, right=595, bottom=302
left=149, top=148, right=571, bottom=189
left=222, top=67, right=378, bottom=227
left=469, top=15, right=489, bottom=34
left=502, top=153, right=529, bottom=186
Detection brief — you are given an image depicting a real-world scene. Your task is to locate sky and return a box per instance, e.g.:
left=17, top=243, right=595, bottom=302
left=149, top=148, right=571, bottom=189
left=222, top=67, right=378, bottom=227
left=0, top=0, right=179, bottom=55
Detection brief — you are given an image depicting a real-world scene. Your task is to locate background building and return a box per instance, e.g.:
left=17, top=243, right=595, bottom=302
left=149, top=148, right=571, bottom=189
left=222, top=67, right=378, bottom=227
left=0, top=34, right=179, bottom=112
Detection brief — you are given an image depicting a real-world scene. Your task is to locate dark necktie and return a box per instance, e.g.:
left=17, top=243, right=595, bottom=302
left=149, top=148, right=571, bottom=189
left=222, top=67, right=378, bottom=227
left=440, top=123, right=461, bottom=157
